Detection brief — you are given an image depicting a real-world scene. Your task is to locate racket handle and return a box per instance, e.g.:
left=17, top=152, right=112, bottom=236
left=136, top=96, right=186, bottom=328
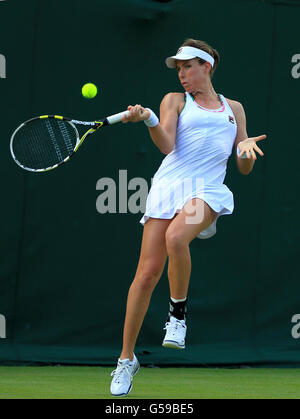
left=107, top=110, right=129, bottom=125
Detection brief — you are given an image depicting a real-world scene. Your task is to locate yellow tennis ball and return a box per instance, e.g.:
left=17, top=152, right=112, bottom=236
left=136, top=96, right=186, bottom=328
left=82, top=83, right=98, bottom=99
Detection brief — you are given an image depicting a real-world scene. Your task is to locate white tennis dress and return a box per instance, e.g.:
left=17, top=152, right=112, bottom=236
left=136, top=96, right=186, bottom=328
left=140, top=92, right=237, bottom=239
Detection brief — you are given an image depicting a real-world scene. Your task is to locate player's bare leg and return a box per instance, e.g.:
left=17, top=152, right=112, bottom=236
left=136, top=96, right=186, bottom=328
left=110, top=218, right=172, bottom=396
left=162, top=199, right=217, bottom=349
left=166, top=198, right=217, bottom=299
left=120, top=218, right=172, bottom=361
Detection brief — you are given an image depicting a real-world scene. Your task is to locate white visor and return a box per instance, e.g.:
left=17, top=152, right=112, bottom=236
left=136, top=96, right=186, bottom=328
left=165, top=46, right=215, bottom=69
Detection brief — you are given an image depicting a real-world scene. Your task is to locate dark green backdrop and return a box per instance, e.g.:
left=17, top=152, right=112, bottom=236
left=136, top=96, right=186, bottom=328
left=0, top=0, right=299, bottom=366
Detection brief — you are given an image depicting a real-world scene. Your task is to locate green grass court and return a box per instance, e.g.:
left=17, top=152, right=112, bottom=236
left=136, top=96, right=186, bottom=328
left=0, top=366, right=299, bottom=399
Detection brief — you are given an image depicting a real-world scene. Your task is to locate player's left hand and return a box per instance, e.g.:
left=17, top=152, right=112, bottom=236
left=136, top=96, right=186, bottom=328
left=237, top=134, right=267, bottom=160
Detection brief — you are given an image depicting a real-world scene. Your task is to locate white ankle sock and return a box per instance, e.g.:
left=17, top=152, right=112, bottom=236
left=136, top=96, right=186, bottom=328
left=170, top=297, right=187, bottom=303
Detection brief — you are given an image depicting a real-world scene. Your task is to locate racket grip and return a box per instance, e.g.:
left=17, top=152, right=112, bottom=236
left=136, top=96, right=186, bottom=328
left=107, top=111, right=129, bottom=125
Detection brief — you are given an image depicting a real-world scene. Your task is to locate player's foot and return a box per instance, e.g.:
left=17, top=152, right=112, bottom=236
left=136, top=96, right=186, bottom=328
left=110, top=354, right=140, bottom=396
left=162, top=316, right=187, bottom=349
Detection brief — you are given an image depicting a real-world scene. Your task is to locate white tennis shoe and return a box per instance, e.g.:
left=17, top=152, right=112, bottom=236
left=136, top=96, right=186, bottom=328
left=162, top=316, right=187, bottom=349
left=110, top=354, right=140, bottom=397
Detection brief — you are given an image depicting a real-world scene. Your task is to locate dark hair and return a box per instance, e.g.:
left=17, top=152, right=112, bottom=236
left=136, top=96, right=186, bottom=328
left=181, top=38, right=220, bottom=77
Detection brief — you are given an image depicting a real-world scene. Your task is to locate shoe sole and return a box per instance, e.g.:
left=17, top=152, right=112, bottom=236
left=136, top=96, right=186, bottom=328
left=162, top=340, right=185, bottom=349
left=111, top=363, right=140, bottom=397
left=111, top=382, right=132, bottom=397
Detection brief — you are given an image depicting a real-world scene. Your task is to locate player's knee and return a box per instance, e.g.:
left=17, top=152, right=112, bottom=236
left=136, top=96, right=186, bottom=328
left=165, top=229, right=187, bottom=255
left=134, top=267, right=161, bottom=291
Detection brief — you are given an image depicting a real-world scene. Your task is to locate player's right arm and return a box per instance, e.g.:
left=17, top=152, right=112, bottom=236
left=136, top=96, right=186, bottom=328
left=148, top=93, right=184, bottom=155
left=123, top=93, right=184, bottom=155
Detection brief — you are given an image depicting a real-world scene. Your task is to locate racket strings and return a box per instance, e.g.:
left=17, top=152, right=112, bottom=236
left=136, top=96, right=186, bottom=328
left=57, top=120, right=75, bottom=155
left=45, top=119, right=64, bottom=162
left=12, top=119, right=78, bottom=170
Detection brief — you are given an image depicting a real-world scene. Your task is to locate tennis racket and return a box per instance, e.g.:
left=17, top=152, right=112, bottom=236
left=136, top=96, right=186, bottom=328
left=10, top=110, right=129, bottom=172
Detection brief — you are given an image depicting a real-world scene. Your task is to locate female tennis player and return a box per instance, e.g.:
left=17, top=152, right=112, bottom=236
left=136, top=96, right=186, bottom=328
left=110, top=38, right=266, bottom=396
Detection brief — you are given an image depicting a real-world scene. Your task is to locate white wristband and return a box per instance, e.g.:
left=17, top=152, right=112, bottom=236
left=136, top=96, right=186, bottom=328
left=237, top=145, right=248, bottom=159
left=144, top=108, right=159, bottom=128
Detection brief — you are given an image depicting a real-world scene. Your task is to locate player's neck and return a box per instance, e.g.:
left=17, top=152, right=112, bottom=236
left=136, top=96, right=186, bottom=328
left=191, top=80, right=217, bottom=102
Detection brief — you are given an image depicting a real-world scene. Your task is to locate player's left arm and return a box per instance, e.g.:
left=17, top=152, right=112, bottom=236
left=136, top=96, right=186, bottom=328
left=228, top=100, right=266, bottom=175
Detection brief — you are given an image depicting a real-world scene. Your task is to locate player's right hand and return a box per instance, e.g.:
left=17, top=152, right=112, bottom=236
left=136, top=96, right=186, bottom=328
left=122, top=105, right=150, bottom=123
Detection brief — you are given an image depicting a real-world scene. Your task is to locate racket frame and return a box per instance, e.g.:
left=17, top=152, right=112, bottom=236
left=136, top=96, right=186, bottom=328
left=10, top=113, right=116, bottom=173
